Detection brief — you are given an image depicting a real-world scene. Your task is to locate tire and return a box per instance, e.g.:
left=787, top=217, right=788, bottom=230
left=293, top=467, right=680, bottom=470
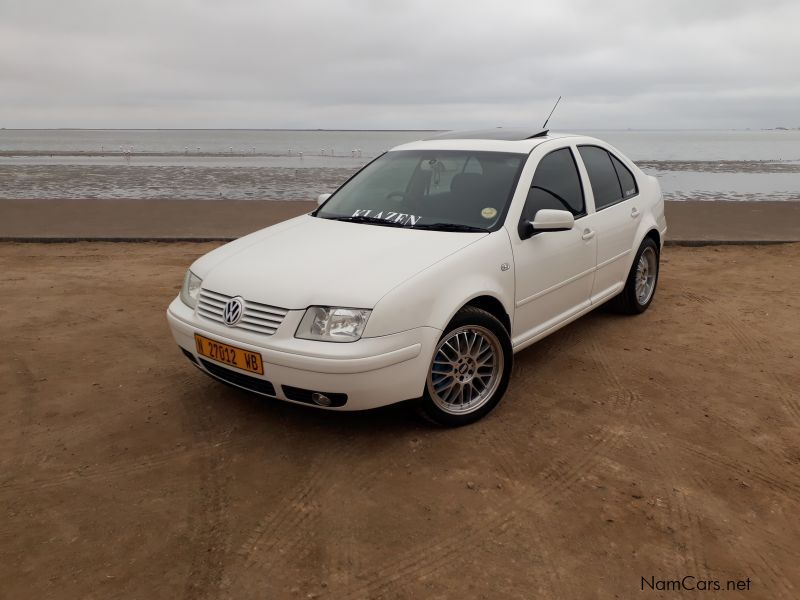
left=611, top=236, right=660, bottom=315
left=417, top=306, right=513, bottom=427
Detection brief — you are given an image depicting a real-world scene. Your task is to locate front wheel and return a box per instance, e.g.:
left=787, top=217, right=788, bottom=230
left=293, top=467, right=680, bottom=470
left=612, top=237, right=660, bottom=314
left=418, top=306, right=513, bottom=426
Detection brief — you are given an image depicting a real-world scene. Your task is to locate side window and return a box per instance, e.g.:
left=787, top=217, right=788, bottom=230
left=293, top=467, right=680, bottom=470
left=519, top=148, right=585, bottom=233
left=578, top=146, right=623, bottom=210
left=610, top=154, right=638, bottom=199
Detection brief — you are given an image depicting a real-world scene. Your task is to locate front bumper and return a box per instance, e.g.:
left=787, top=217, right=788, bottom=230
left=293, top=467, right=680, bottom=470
left=166, top=297, right=440, bottom=410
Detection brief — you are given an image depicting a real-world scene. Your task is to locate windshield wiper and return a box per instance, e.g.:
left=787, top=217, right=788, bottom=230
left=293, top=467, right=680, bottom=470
left=322, top=216, right=488, bottom=232
left=411, top=223, right=489, bottom=233
left=322, top=215, right=408, bottom=228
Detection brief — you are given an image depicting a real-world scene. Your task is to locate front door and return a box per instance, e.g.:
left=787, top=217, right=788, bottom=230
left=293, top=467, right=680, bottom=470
left=510, top=147, right=597, bottom=348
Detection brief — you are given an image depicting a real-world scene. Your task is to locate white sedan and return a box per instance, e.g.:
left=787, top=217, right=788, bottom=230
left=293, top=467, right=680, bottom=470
left=166, top=129, right=666, bottom=426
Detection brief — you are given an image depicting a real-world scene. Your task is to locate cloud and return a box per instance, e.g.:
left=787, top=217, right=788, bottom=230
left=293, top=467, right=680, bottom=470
left=0, top=0, right=798, bottom=128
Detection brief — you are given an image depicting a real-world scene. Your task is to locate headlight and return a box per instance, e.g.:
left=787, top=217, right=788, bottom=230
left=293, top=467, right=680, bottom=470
left=295, top=306, right=371, bottom=342
left=180, top=270, right=202, bottom=308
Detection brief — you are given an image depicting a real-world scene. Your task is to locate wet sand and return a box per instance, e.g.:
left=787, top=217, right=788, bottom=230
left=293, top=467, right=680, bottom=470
left=637, top=160, right=800, bottom=174
left=1, top=242, right=798, bottom=598
left=1, top=198, right=799, bottom=242
left=2, top=160, right=799, bottom=203
left=0, top=164, right=358, bottom=201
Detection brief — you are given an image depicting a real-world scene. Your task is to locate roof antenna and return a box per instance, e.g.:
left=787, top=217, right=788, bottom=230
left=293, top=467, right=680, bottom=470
left=542, top=96, right=562, bottom=129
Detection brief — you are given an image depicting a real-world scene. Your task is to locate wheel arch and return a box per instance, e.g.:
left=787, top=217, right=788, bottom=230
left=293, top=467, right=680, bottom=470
left=459, top=294, right=512, bottom=333
left=644, top=227, right=661, bottom=250
left=618, top=224, right=662, bottom=286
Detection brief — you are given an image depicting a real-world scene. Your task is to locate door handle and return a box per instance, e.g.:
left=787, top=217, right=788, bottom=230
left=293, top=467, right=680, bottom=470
left=631, top=207, right=640, bottom=218
left=581, top=228, right=595, bottom=241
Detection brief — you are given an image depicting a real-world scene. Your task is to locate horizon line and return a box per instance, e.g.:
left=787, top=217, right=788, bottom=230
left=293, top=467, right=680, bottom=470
left=0, top=127, right=792, bottom=132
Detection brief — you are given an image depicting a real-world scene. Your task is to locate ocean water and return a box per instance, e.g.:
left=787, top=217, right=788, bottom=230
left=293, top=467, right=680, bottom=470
left=1, top=129, right=799, bottom=202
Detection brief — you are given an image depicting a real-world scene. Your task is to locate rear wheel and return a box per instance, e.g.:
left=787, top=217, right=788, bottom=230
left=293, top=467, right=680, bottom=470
left=612, top=237, right=660, bottom=314
left=418, top=306, right=512, bottom=426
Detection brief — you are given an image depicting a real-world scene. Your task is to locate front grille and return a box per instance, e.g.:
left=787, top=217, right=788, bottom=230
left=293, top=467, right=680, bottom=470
left=197, top=288, right=288, bottom=336
left=282, top=385, right=348, bottom=407
left=199, top=358, right=277, bottom=397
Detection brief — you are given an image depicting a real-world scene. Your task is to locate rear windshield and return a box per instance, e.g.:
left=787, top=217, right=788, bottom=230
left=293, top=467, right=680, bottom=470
left=315, top=150, right=527, bottom=232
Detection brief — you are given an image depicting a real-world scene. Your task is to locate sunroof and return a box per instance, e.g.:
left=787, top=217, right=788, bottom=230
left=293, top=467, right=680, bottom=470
left=427, top=128, right=549, bottom=141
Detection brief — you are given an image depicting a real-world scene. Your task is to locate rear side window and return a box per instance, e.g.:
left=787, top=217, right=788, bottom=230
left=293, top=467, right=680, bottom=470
left=520, top=148, right=585, bottom=229
left=610, top=155, right=638, bottom=199
left=578, top=146, right=623, bottom=210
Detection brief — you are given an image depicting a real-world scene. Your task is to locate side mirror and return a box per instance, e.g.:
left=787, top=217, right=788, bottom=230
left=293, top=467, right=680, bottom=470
left=530, top=209, right=574, bottom=233
left=317, top=193, right=332, bottom=206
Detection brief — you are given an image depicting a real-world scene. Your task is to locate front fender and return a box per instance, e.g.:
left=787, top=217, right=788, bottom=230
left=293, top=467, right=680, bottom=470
left=364, top=231, right=515, bottom=337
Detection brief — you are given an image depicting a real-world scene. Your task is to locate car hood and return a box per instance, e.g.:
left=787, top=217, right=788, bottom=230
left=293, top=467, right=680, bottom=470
left=193, top=214, right=486, bottom=309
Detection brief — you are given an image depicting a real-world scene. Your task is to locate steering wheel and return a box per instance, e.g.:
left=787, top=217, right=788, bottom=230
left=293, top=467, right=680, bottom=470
left=386, top=191, right=406, bottom=202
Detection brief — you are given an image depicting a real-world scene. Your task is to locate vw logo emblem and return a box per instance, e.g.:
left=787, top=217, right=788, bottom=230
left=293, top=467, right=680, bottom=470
left=222, top=297, right=244, bottom=326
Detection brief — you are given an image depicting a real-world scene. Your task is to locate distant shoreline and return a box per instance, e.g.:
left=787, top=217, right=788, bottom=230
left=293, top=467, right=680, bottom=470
left=3, top=129, right=798, bottom=204
left=2, top=152, right=798, bottom=171
left=2, top=127, right=799, bottom=132
left=0, top=128, right=443, bottom=132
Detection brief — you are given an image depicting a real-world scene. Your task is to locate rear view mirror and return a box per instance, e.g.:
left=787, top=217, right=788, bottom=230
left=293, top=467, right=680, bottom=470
left=530, top=209, right=574, bottom=233
left=317, top=193, right=332, bottom=206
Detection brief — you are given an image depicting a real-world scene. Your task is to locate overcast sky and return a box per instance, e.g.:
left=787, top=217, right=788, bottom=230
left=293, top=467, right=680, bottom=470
left=1, top=0, right=798, bottom=129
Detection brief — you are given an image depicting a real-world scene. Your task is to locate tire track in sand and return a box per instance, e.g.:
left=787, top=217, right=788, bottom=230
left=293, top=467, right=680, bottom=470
left=338, top=427, right=623, bottom=600
left=332, top=327, right=620, bottom=598
left=3, top=352, right=37, bottom=473
left=583, top=338, right=711, bottom=579
left=742, top=549, right=798, bottom=599
left=693, top=289, right=800, bottom=424
left=179, top=384, right=233, bottom=600
left=589, top=316, right=800, bottom=594
left=481, top=321, right=595, bottom=484
left=219, top=433, right=374, bottom=599
left=676, top=443, right=800, bottom=501
left=0, top=436, right=239, bottom=493
left=627, top=290, right=800, bottom=497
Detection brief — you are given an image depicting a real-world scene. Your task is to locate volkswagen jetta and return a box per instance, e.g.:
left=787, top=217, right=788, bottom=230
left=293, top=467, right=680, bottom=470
left=166, top=129, right=667, bottom=426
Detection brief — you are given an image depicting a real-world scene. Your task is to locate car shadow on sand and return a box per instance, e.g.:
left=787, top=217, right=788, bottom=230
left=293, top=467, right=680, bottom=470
left=181, top=305, right=626, bottom=438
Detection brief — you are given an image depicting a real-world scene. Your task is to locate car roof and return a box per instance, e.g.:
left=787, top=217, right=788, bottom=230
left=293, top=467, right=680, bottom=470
left=390, top=129, right=580, bottom=153
left=427, top=128, right=551, bottom=141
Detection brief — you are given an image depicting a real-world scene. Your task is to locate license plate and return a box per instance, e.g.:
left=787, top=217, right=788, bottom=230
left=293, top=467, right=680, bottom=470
left=194, top=334, right=264, bottom=375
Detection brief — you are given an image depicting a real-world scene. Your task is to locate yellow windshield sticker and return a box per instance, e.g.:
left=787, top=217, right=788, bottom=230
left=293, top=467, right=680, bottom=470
left=481, top=207, right=498, bottom=219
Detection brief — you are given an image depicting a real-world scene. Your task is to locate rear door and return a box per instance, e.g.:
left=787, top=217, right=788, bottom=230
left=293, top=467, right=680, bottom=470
left=510, top=146, right=597, bottom=347
left=576, top=145, right=641, bottom=303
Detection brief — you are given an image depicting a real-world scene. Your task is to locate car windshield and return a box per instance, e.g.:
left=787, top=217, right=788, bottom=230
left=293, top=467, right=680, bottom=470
left=315, top=150, right=527, bottom=232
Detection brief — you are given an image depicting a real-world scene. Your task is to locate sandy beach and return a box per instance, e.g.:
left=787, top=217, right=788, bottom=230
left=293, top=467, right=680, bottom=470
left=3, top=0, right=800, bottom=595
left=2, top=198, right=799, bottom=242
left=1, top=241, right=798, bottom=598
left=2, top=134, right=799, bottom=599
